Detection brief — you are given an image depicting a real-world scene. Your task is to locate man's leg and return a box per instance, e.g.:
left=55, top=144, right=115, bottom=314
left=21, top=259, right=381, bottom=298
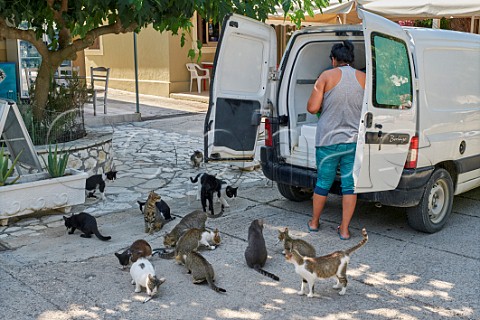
left=338, top=143, right=357, bottom=239
left=310, top=193, right=327, bottom=230
left=339, top=194, right=356, bottom=238
left=311, top=145, right=338, bottom=230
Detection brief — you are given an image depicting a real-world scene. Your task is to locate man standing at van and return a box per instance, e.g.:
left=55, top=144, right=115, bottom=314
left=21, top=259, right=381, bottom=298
left=306, top=40, right=365, bottom=240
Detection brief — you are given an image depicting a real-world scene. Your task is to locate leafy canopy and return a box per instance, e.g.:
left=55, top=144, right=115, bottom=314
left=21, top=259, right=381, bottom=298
left=0, top=0, right=331, bottom=117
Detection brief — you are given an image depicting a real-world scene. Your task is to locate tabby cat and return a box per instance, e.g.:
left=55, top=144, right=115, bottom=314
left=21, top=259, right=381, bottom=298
left=190, top=150, right=204, bottom=169
left=183, top=251, right=226, bottom=293
left=143, top=191, right=165, bottom=234
left=137, top=198, right=174, bottom=222
left=115, top=239, right=152, bottom=269
left=244, top=219, right=279, bottom=281
left=158, top=228, right=221, bottom=264
left=278, top=227, right=316, bottom=257
left=63, top=212, right=111, bottom=241
left=285, top=228, right=368, bottom=297
left=163, top=210, right=207, bottom=248
left=130, top=258, right=166, bottom=299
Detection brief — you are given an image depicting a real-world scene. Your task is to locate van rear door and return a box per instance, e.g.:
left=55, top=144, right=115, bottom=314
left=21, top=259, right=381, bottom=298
left=204, top=14, right=277, bottom=162
left=354, top=9, right=417, bottom=193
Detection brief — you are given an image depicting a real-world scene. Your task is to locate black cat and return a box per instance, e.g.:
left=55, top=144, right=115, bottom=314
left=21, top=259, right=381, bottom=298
left=63, top=212, right=111, bottom=241
left=137, top=198, right=175, bottom=221
left=85, top=170, right=117, bottom=200
left=190, top=173, right=238, bottom=217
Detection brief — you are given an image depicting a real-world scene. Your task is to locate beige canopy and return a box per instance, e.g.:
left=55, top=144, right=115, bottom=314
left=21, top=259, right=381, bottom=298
left=267, top=0, right=480, bottom=30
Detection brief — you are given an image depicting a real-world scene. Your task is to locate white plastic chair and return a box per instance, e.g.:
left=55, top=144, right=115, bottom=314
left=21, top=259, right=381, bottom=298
left=90, top=66, right=110, bottom=116
left=24, top=67, right=38, bottom=92
left=186, top=63, right=210, bottom=93
left=56, top=66, right=80, bottom=87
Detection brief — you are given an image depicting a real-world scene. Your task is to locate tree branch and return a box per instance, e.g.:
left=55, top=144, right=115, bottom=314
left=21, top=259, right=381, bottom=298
left=0, top=18, right=50, bottom=59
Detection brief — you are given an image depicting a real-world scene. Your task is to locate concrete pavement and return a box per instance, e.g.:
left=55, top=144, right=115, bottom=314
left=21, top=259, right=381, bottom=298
left=0, top=91, right=479, bottom=320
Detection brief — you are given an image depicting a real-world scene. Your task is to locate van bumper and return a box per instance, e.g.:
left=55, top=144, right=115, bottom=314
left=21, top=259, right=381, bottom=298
left=358, top=167, right=434, bottom=207
left=260, top=146, right=434, bottom=207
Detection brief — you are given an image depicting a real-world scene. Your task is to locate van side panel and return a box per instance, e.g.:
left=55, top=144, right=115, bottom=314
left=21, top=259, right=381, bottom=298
left=411, top=29, right=480, bottom=193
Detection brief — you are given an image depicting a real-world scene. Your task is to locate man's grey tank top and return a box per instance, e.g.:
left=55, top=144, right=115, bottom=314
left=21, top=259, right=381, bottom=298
left=315, top=66, right=364, bottom=147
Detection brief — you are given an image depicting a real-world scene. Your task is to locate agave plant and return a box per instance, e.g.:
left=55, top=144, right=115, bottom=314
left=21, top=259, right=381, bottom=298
left=42, top=144, right=70, bottom=178
left=0, top=146, right=23, bottom=186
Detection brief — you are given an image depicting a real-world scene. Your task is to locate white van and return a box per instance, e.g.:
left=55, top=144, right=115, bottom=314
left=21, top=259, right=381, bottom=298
left=204, top=10, right=480, bottom=233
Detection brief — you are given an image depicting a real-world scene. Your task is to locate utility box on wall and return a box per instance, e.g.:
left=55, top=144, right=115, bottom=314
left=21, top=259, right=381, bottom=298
left=0, top=62, right=18, bottom=101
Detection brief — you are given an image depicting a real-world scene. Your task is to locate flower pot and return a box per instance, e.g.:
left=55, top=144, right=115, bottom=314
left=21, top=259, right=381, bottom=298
left=0, top=168, right=88, bottom=225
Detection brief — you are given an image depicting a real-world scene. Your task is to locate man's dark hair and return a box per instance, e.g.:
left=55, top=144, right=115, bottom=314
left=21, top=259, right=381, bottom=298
left=330, top=40, right=355, bottom=64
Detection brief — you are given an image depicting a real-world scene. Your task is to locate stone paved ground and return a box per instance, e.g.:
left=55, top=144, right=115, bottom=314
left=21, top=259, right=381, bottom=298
left=0, top=120, right=266, bottom=242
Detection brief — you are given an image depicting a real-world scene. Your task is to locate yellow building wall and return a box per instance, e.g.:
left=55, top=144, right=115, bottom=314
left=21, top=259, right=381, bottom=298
left=85, top=25, right=194, bottom=97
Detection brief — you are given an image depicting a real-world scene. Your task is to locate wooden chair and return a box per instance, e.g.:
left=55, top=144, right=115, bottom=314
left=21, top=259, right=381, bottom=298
left=186, top=63, right=210, bottom=93
left=90, top=66, right=110, bottom=116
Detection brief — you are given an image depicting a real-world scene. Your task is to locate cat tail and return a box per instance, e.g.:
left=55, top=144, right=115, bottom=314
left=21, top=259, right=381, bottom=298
left=94, top=230, right=111, bottom=241
left=253, top=265, right=280, bottom=281
left=207, top=207, right=225, bottom=219
left=206, top=274, right=226, bottom=293
left=345, top=228, right=368, bottom=255
left=190, top=173, right=202, bottom=183
left=151, top=248, right=168, bottom=256
left=154, top=249, right=175, bottom=259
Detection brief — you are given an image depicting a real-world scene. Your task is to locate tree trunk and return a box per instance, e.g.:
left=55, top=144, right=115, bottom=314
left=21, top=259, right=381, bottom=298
left=32, top=54, right=64, bottom=120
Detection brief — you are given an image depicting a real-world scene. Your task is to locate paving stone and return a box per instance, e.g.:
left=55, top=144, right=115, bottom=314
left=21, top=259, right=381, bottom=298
left=10, top=229, right=37, bottom=236
left=47, top=221, right=65, bottom=228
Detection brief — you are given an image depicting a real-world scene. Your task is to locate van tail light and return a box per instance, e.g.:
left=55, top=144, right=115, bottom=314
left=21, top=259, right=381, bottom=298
left=264, top=117, right=273, bottom=147
left=404, top=136, right=418, bottom=169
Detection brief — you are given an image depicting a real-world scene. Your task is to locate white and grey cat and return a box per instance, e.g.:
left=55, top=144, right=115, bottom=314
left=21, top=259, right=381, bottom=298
left=85, top=170, right=117, bottom=200
left=244, top=219, right=279, bottom=281
left=285, top=228, right=368, bottom=297
left=190, top=173, right=238, bottom=215
left=158, top=227, right=221, bottom=263
left=130, top=258, right=166, bottom=301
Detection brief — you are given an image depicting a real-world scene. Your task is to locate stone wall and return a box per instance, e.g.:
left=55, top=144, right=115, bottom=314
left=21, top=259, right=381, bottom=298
left=36, top=131, right=114, bottom=176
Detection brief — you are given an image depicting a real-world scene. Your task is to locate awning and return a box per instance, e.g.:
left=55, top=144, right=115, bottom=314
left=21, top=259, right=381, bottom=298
left=267, top=0, right=480, bottom=26
left=358, top=0, right=480, bottom=19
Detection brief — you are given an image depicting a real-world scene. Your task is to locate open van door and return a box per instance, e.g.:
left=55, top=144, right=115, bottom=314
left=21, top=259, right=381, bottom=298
left=204, top=14, right=277, bottom=162
left=354, top=9, right=417, bottom=193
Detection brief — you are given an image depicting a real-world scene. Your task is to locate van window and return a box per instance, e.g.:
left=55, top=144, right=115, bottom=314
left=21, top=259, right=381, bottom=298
left=371, top=33, right=412, bottom=110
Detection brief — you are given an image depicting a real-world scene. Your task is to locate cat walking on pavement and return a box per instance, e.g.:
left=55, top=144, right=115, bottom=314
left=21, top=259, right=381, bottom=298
left=63, top=212, right=111, bottom=241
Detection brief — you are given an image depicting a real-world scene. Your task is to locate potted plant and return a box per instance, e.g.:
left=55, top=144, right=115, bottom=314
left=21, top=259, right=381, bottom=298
left=0, top=146, right=22, bottom=186
left=0, top=144, right=88, bottom=226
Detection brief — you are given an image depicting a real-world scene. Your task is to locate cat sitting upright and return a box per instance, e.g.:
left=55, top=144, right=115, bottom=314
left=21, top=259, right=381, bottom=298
left=85, top=170, right=117, bottom=200
left=190, top=150, right=204, bottom=169
left=137, top=197, right=174, bottom=222
left=190, top=173, right=238, bottom=216
left=63, top=212, right=111, bottom=241
left=285, top=228, right=368, bottom=297
left=244, top=219, right=279, bottom=281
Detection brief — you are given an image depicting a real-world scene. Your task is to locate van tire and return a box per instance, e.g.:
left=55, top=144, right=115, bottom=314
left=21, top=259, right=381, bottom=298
left=277, top=183, right=313, bottom=202
left=406, top=168, right=453, bottom=233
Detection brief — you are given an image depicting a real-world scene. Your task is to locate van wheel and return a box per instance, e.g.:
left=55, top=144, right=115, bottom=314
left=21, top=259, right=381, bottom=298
left=277, top=183, right=313, bottom=202
left=406, top=168, right=453, bottom=233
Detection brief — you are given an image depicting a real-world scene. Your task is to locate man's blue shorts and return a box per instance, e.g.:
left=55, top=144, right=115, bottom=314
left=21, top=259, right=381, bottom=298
left=314, top=143, right=356, bottom=196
